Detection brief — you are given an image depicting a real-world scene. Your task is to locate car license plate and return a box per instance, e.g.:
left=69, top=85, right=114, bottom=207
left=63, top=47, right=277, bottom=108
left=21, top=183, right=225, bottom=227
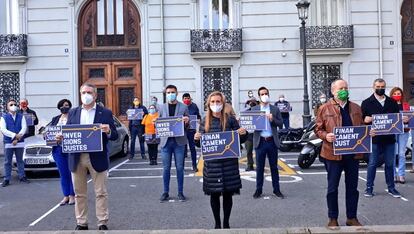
left=25, top=158, right=49, bottom=165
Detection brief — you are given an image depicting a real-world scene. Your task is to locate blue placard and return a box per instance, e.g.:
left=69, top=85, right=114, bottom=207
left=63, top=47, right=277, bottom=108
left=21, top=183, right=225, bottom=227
left=24, top=113, right=34, bottom=126
left=189, top=115, right=198, bottom=130
left=201, top=131, right=241, bottom=161
left=401, top=111, right=414, bottom=128
left=333, top=126, right=372, bottom=155
left=239, top=111, right=269, bottom=131
left=61, top=124, right=103, bottom=153
left=127, top=109, right=144, bottom=120
left=45, top=126, right=62, bottom=146
left=372, top=113, right=404, bottom=135
left=155, top=116, right=185, bottom=137
left=276, top=102, right=291, bottom=113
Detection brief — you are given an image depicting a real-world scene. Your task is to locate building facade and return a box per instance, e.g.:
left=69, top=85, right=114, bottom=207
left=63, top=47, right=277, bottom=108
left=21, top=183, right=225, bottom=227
left=0, top=0, right=412, bottom=127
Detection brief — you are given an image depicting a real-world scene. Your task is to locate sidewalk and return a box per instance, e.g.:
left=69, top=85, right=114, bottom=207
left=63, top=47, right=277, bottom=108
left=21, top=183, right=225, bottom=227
left=3, top=226, right=414, bottom=234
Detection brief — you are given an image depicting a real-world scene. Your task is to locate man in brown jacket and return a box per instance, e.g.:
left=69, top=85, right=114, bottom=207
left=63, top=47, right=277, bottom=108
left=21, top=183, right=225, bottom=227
left=315, top=79, right=363, bottom=229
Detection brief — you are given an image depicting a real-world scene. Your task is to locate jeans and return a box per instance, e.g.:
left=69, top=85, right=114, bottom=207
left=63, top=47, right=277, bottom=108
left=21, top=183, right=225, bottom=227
left=3, top=147, right=25, bottom=181
left=396, top=132, right=409, bottom=177
left=282, top=117, right=290, bottom=129
left=52, top=146, right=75, bottom=196
left=324, top=157, right=359, bottom=219
left=185, top=130, right=197, bottom=168
left=255, top=138, right=280, bottom=191
left=161, top=138, right=185, bottom=194
left=366, top=143, right=395, bottom=190
left=130, top=125, right=145, bottom=157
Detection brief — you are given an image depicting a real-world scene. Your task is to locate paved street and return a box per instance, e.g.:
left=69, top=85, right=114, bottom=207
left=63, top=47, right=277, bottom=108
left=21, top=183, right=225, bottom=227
left=0, top=151, right=413, bottom=232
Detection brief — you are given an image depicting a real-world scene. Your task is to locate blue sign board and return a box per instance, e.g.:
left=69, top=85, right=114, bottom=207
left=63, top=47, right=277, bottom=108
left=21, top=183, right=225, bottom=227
left=155, top=116, right=185, bottom=137
left=127, top=109, right=144, bottom=120
left=24, top=113, right=34, bottom=126
left=401, top=111, right=414, bottom=128
left=276, top=102, right=291, bottom=113
left=333, top=126, right=372, bottom=155
left=201, top=131, right=241, bottom=161
left=45, top=126, right=62, bottom=146
left=372, top=113, right=404, bottom=135
left=239, top=111, right=269, bottom=131
left=61, top=124, right=103, bottom=153
left=189, top=115, right=198, bottom=130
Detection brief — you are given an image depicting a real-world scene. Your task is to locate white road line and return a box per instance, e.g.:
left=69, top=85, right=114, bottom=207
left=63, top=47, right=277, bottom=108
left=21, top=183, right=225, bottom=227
left=281, top=158, right=297, bottom=161
left=29, top=159, right=128, bottom=227
left=287, top=164, right=295, bottom=169
left=108, top=175, right=194, bottom=179
left=401, top=197, right=409, bottom=202
left=279, top=158, right=286, bottom=162
left=358, top=176, right=367, bottom=182
left=113, top=167, right=193, bottom=171
left=125, top=161, right=194, bottom=165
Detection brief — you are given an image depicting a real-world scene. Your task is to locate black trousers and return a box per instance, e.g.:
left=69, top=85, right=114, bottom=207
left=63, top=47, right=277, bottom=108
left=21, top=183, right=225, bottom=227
left=147, top=143, right=158, bottom=161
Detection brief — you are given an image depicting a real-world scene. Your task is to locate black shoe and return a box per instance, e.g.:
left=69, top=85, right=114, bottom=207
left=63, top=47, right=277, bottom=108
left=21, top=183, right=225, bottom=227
left=273, top=190, right=285, bottom=199
left=214, top=223, right=221, bottom=229
left=19, top=177, right=30, bottom=183
left=141, top=155, right=147, bottom=160
left=154, top=160, right=158, bottom=165
left=245, top=165, right=254, bottom=171
left=223, top=222, right=230, bottom=229
left=75, top=225, right=88, bottom=230
left=149, top=160, right=154, bottom=165
left=98, top=225, right=108, bottom=230
left=253, top=190, right=262, bottom=199
left=128, top=155, right=134, bottom=160
left=193, top=166, right=199, bottom=172
left=178, top=193, right=187, bottom=202
left=160, top=193, right=169, bottom=202
left=2, top=180, right=10, bottom=187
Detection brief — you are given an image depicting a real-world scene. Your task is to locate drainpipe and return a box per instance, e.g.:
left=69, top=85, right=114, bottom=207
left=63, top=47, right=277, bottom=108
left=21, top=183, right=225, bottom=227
left=378, top=0, right=383, bottom=78
left=161, top=0, right=166, bottom=102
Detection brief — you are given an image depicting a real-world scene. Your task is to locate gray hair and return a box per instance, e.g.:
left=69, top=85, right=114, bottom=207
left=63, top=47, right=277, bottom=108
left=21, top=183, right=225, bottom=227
left=373, top=78, right=386, bottom=86
left=330, top=79, right=346, bottom=91
left=80, top=83, right=97, bottom=93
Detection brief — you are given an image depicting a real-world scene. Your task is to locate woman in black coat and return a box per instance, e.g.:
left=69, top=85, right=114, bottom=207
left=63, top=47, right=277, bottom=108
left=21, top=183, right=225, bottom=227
left=195, top=91, right=247, bottom=229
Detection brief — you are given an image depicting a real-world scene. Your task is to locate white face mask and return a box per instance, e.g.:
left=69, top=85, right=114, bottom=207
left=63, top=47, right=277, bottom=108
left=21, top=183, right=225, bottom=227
left=81, top=93, right=94, bottom=105
left=210, top=104, right=223, bottom=113
left=320, top=98, right=327, bottom=103
left=279, top=98, right=285, bottom=102
left=10, top=105, right=18, bottom=112
left=260, top=95, right=270, bottom=103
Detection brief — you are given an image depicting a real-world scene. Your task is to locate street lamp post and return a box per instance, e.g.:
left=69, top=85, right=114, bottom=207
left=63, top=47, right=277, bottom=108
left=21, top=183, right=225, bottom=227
left=296, top=0, right=311, bottom=127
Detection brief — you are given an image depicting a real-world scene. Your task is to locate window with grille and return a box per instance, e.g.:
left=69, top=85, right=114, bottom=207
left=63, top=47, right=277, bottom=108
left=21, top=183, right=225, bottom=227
left=311, top=64, right=341, bottom=108
left=309, top=0, right=346, bottom=26
left=202, top=67, right=232, bottom=107
left=0, top=72, right=20, bottom=113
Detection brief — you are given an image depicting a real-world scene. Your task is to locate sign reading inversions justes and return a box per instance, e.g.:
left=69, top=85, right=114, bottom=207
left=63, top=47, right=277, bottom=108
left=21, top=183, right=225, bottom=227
left=333, top=126, right=372, bottom=155
left=372, top=113, right=403, bottom=135
left=155, top=116, right=185, bottom=137
left=61, top=124, right=103, bottom=153
left=201, top=131, right=241, bottom=161
left=239, top=111, right=269, bottom=131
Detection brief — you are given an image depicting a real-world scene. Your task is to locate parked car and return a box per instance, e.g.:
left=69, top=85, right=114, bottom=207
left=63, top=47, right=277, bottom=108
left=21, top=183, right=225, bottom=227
left=14, top=116, right=129, bottom=172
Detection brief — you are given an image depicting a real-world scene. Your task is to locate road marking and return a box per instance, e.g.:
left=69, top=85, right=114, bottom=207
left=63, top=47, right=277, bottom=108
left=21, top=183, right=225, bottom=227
left=279, top=158, right=286, bottom=162
left=113, top=167, right=193, bottom=171
left=29, top=159, right=128, bottom=227
left=358, top=176, right=367, bottom=182
left=125, top=160, right=194, bottom=165
left=108, top=175, right=194, bottom=179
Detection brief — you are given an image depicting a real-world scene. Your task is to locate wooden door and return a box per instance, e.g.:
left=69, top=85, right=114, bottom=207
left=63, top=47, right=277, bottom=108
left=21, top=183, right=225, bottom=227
left=82, top=62, right=141, bottom=122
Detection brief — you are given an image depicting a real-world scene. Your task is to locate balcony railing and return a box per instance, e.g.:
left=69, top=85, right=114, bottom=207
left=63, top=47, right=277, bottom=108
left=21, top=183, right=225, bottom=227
left=0, top=34, right=28, bottom=59
left=190, top=29, right=242, bottom=54
left=301, top=25, right=354, bottom=50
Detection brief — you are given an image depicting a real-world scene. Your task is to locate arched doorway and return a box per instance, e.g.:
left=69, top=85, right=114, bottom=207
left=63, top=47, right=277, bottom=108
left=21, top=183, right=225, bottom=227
left=78, top=0, right=141, bottom=121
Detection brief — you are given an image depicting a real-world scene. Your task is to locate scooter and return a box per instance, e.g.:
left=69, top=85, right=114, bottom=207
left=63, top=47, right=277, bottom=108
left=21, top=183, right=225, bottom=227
left=298, top=130, right=322, bottom=169
left=279, top=120, right=315, bottom=152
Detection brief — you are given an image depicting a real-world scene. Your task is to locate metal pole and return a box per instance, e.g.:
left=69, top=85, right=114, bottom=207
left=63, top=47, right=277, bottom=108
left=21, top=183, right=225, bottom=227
left=301, top=20, right=311, bottom=126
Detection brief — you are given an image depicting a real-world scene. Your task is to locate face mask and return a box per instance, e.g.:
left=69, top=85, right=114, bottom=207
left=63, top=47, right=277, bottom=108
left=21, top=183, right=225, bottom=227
left=375, top=88, right=385, bottom=96
left=320, top=98, right=327, bottom=103
left=81, top=93, right=94, bottom=105
left=20, top=103, right=28, bottom=109
left=166, top=93, right=177, bottom=102
left=152, top=99, right=157, bottom=104
left=60, top=106, right=70, bottom=114
left=337, top=90, right=349, bottom=101
left=183, top=100, right=191, bottom=105
left=392, top=95, right=402, bottom=102
left=149, top=109, right=156, bottom=114
left=279, top=98, right=285, bottom=102
left=133, top=101, right=140, bottom=106
left=10, top=105, right=18, bottom=112
left=248, top=93, right=253, bottom=98
left=260, top=95, right=270, bottom=103
left=210, top=104, right=223, bottom=113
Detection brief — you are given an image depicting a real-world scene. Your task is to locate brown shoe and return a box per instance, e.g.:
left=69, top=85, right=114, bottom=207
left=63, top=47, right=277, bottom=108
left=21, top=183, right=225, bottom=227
left=346, top=218, right=362, bottom=226
left=327, top=218, right=339, bottom=230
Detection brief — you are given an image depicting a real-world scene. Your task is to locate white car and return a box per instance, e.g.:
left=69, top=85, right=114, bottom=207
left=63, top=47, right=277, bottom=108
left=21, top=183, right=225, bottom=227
left=13, top=116, right=130, bottom=172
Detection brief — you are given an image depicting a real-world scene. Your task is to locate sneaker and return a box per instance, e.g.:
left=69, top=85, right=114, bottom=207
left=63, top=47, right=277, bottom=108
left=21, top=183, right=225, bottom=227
left=273, top=190, right=285, bottom=199
left=387, top=188, right=401, bottom=198
left=178, top=193, right=186, bottom=202
left=160, top=193, right=169, bottom=202
left=19, top=177, right=30, bottom=183
left=364, top=188, right=374, bottom=197
left=253, top=190, right=262, bottom=199
left=2, top=180, right=10, bottom=187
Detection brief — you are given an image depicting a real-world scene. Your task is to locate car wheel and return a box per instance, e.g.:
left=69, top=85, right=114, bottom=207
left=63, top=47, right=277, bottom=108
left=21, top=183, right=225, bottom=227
left=119, top=137, right=129, bottom=157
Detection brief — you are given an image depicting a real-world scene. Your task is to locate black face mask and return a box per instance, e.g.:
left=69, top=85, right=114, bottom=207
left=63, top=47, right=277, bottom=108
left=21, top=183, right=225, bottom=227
left=60, top=106, right=70, bottom=114
left=375, top=88, right=385, bottom=96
